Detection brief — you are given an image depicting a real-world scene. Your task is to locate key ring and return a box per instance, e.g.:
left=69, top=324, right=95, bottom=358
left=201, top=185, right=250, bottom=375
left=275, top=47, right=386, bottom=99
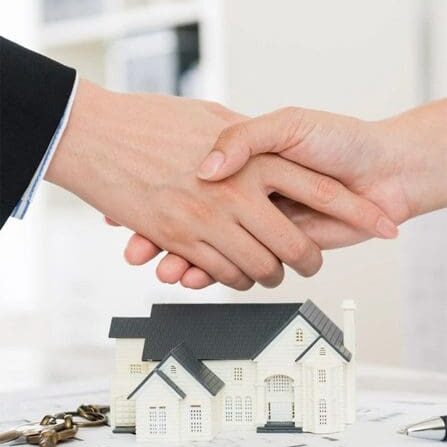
left=54, top=405, right=109, bottom=428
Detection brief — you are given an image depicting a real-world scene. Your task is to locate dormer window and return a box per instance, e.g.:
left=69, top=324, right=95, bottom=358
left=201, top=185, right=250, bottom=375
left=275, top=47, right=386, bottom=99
left=233, top=367, right=243, bottom=382
left=319, top=347, right=327, bottom=356
left=170, top=365, right=177, bottom=375
left=296, top=328, right=304, bottom=344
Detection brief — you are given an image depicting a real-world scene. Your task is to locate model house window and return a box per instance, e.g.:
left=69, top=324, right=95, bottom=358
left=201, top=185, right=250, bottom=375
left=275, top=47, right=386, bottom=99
left=319, top=346, right=327, bottom=356
left=129, top=363, right=143, bottom=374
left=170, top=365, right=177, bottom=375
left=319, top=399, right=328, bottom=425
left=189, top=406, right=203, bottom=433
left=149, top=407, right=157, bottom=434
left=158, top=407, right=167, bottom=434
left=318, top=369, right=328, bottom=384
left=268, top=375, right=293, bottom=393
left=225, top=397, right=233, bottom=422
left=268, top=402, right=272, bottom=420
left=292, top=402, right=295, bottom=419
left=296, top=328, right=304, bottom=344
left=149, top=406, right=167, bottom=435
left=233, top=367, right=243, bottom=382
left=244, top=397, right=253, bottom=422
left=235, top=397, right=243, bottom=422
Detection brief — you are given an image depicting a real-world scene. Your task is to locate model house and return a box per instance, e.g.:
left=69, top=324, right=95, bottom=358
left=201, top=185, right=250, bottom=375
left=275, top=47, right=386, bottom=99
left=109, top=299, right=356, bottom=443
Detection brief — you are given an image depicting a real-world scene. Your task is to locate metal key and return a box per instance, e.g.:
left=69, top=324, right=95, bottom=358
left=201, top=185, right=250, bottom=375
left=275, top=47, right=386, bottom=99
left=0, top=417, right=71, bottom=446
left=0, top=422, right=51, bottom=445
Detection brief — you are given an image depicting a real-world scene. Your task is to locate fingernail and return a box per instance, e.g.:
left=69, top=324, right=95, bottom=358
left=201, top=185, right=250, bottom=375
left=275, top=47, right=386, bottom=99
left=197, top=151, right=225, bottom=179
left=376, top=216, right=398, bottom=238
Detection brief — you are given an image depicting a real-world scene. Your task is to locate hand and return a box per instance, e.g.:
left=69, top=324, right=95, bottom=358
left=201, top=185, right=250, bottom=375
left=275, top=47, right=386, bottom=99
left=47, top=80, right=396, bottom=289
left=137, top=101, right=447, bottom=288
left=197, top=103, right=447, bottom=234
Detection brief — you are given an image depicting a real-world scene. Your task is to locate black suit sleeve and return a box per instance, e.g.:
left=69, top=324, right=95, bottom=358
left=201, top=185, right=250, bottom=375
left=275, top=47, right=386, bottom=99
left=0, top=37, right=76, bottom=228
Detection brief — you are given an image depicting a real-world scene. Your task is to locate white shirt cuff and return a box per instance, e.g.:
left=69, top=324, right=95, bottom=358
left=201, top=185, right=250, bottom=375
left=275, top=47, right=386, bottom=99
left=11, top=74, right=79, bottom=219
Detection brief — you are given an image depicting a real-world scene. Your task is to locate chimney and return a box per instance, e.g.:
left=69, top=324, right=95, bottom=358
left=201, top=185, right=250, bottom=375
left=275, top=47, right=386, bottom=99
left=342, top=300, right=356, bottom=356
left=342, top=300, right=356, bottom=425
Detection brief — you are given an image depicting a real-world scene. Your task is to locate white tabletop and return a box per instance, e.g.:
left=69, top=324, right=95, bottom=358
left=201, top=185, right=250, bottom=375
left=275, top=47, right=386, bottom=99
left=1, top=367, right=447, bottom=447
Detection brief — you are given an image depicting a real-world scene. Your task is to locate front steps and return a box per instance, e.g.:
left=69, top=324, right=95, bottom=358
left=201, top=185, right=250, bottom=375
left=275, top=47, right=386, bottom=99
left=257, top=422, right=303, bottom=433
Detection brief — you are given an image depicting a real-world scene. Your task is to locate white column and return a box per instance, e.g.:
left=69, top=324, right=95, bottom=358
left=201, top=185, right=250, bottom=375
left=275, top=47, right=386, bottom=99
left=342, top=300, right=357, bottom=424
left=255, top=384, right=265, bottom=425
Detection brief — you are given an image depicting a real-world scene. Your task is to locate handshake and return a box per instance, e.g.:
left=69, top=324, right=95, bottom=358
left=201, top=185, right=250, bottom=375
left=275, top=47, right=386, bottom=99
left=46, top=80, right=447, bottom=290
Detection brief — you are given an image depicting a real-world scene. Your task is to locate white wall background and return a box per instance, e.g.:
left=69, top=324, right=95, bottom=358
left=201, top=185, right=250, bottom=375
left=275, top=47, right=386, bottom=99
left=1, top=0, right=446, bottom=391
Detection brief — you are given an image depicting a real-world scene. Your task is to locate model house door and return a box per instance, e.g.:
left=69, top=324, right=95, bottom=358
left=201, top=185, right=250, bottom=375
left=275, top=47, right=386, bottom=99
left=270, top=401, right=293, bottom=421
left=266, top=375, right=294, bottom=422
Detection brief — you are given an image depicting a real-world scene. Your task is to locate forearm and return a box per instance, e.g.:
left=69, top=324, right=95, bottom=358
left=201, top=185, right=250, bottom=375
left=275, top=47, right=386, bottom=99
left=380, top=99, right=447, bottom=219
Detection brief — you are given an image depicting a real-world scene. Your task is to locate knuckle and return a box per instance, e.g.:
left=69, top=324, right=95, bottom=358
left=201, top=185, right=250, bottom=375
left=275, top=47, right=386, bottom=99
left=314, top=176, right=340, bottom=205
left=279, top=106, right=305, bottom=121
left=216, top=122, right=249, bottom=148
left=284, top=237, right=309, bottom=265
left=255, top=257, right=280, bottom=284
left=220, top=267, right=244, bottom=286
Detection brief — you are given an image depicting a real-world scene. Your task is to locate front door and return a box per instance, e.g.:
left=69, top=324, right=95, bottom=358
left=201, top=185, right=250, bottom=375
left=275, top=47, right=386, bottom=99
left=265, top=375, right=294, bottom=423
left=270, top=401, right=293, bottom=421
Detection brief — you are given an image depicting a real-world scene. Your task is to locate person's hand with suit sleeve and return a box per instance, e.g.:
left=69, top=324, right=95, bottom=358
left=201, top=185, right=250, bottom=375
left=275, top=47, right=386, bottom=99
left=132, top=101, right=447, bottom=288
left=46, top=80, right=397, bottom=290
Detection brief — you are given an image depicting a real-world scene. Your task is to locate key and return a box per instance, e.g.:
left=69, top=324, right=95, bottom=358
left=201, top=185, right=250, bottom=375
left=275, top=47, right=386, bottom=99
left=0, top=422, right=51, bottom=445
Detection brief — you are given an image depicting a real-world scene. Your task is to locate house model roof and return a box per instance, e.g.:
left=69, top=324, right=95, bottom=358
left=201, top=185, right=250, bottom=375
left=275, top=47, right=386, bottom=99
left=109, top=299, right=352, bottom=362
left=128, top=343, right=225, bottom=400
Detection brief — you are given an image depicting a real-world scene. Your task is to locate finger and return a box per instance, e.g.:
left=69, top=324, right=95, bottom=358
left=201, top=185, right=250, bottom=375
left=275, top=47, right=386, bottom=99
left=180, top=267, right=216, bottom=289
left=263, top=159, right=398, bottom=239
left=156, top=253, right=191, bottom=284
left=181, top=242, right=254, bottom=291
left=210, top=225, right=284, bottom=288
left=197, top=107, right=304, bottom=181
left=272, top=195, right=370, bottom=249
left=124, top=233, right=162, bottom=265
left=105, top=216, right=121, bottom=226
left=240, top=199, right=323, bottom=277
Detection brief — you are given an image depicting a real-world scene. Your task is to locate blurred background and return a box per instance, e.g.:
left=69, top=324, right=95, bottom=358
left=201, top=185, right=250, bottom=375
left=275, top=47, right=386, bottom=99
left=1, top=0, right=447, bottom=393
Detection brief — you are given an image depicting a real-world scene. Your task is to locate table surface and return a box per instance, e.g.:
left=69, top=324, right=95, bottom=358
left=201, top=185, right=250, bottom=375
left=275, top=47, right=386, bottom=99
left=1, top=369, right=447, bottom=447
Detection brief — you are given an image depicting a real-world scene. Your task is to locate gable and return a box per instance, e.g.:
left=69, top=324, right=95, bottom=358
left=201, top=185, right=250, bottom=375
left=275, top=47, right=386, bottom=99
left=296, top=337, right=348, bottom=364
left=128, top=369, right=185, bottom=400
left=253, top=314, right=319, bottom=364
left=253, top=300, right=352, bottom=362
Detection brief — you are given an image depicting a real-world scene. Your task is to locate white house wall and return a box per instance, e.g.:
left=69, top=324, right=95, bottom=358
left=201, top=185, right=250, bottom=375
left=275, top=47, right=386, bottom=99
left=158, top=358, right=215, bottom=441
left=254, top=316, right=319, bottom=426
left=111, top=338, right=157, bottom=428
left=203, top=360, right=256, bottom=430
left=133, top=375, right=182, bottom=443
left=254, top=315, right=319, bottom=378
left=299, top=338, right=346, bottom=434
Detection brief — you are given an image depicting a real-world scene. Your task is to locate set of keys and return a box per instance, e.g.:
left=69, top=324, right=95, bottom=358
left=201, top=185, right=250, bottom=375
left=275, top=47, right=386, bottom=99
left=0, top=405, right=109, bottom=447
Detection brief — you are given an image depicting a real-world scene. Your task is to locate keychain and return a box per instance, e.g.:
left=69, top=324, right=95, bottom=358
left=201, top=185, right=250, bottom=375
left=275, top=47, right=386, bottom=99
left=0, top=405, right=109, bottom=446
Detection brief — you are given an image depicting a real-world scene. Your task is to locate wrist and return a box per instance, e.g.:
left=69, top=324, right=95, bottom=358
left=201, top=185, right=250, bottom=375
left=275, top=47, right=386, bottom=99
left=379, top=101, right=447, bottom=219
left=45, top=79, right=122, bottom=207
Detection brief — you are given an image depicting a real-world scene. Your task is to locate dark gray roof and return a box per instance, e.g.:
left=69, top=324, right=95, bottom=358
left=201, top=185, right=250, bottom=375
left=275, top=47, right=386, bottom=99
left=109, top=317, right=151, bottom=338
left=128, top=368, right=186, bottom=400
left=299, top=300, right=351, bottom=361
left=109, top=300, right=351, bottom=362
left=164, top=343, right=225, bottom=396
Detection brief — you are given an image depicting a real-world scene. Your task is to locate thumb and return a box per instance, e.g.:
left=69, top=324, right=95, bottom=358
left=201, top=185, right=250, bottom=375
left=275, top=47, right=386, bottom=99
left=197, top=107, right=305, bottom=181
